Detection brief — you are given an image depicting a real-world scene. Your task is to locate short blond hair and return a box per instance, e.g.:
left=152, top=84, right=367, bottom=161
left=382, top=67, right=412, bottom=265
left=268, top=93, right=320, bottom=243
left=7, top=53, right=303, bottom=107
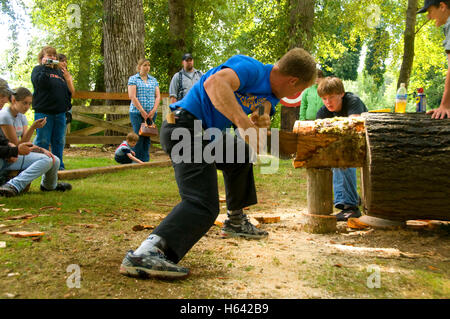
left=136, top=58, right=150, bottom=73
left=126, top=132, right=139, bottom=143
left=277, top=48, right=317, bottom=86
left=38, top=46, right=57, bottom=64
left=317, top=77, right=345, bottom=97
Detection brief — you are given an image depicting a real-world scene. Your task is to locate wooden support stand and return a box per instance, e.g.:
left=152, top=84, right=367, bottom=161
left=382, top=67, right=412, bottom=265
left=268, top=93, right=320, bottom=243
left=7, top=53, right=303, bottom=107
left=302, top=168, right=337, bottom=233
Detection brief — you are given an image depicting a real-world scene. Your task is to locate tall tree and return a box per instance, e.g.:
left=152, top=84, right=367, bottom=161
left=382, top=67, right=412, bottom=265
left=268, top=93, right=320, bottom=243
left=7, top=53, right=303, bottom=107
left=365, top=26, right=390, bottom=88
left=287, top=0, right=315, bottom=52
left=168, top=0, right=187, bottom=79
left=397, top=0, right=418, bottom=89
left=103, top=0, right=145, bottom=93
left=103, top=0, right=145, bottom=135
left=281, top=0, right=315, bottom=139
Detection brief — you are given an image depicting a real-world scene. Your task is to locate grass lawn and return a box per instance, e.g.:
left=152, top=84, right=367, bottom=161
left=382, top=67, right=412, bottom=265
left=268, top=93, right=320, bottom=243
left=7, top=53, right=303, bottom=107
left=0, top=155, right=449, bottom=299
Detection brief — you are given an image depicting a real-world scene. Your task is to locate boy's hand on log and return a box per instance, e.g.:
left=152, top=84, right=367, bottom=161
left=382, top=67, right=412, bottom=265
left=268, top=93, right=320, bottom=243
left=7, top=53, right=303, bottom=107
left=428, top=106, right=450, bottom=119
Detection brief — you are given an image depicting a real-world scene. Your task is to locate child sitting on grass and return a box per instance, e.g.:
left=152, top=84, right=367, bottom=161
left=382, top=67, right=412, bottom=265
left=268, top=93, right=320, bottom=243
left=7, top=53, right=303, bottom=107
left=115, top=132, right=144, bottom=164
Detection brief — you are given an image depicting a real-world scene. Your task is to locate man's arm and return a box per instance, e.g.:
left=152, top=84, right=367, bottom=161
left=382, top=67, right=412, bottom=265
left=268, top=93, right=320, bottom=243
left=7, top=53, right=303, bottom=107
left=204, top=68, right=269, bottom=153
left=203, top=68, right=254, bottom=130
left=169, top=73, right=179, bottom=104
left=428, top=53, right=450, bottom=119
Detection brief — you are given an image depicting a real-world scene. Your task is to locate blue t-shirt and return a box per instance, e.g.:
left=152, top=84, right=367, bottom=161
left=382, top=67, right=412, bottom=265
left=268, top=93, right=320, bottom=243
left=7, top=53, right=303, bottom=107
left=170, top=55, right=279, bottom=130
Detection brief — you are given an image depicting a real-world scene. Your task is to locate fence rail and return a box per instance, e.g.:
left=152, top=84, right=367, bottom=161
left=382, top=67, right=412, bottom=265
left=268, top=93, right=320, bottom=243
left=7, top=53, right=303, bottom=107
left=66, top=91, right=170, bottom=145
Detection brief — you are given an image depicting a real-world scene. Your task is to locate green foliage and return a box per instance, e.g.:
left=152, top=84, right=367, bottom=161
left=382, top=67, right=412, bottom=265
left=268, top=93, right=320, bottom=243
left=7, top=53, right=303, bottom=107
left=0, top=0, right=448, bottom=116
left=365, top=26, right=390, bottom=88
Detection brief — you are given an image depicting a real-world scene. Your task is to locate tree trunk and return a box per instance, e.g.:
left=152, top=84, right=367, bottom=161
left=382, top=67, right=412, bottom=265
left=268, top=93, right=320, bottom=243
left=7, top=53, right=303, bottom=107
left=168, top=0, right=187, bottom=79
left=281, top=0, right=315, bottom=157
left=288, top=0, right=315, bottom=52
left=362, top=113, right=450, bottom=221
left=103, top=0, right=145, bottom=136
left=77, top=0, right=95, bottom=91
left=397, top=0, right=418, bottom=89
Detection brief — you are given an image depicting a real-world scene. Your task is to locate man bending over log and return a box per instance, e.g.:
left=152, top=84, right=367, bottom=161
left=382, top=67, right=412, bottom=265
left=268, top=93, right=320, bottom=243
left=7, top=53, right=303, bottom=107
left=418, top=0, right=450, bottom=119
left=316, top=77, right=368, bottom=221
left=120, top=48, right=317, bottom=279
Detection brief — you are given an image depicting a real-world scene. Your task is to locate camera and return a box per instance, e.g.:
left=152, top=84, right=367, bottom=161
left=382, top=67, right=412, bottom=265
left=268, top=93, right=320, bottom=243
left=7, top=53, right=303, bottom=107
left=45, top=59, right=59, bottom=65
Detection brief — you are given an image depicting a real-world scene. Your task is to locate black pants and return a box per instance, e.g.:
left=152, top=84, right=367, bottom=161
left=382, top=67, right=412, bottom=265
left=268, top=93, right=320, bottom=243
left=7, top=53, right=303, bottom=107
left=153, top=110, right=257, bottom=263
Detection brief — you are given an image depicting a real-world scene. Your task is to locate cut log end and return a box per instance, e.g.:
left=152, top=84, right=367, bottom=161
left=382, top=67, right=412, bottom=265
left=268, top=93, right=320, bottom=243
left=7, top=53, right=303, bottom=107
left=301, top=212, right=337, bottom=234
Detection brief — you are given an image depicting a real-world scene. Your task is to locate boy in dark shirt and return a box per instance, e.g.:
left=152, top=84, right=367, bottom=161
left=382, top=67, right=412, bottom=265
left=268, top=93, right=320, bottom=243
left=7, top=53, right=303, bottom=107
left=316, top=77, right=368, bottom=221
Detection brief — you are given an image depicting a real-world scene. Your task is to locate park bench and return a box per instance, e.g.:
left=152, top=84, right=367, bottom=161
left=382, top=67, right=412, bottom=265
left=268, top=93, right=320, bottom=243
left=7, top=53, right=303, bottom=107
left=66, top=91, right=171, bottom=146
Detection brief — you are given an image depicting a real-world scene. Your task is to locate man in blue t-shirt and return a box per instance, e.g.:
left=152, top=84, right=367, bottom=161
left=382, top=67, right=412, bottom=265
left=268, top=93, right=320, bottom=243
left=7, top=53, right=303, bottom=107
left=120, top=48, right=317, bottom=279
left=316, top=77, right=368, bottom=221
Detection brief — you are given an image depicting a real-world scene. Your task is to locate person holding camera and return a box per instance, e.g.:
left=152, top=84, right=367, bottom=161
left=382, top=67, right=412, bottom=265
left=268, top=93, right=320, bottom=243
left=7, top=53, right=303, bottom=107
left=31, top=46, right=72, bottom=170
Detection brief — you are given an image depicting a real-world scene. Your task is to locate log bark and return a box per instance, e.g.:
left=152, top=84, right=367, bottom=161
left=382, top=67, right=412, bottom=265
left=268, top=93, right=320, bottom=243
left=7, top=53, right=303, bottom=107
left=103, top=0, right=145, bottom=137
left=301, top=212, right=337, bottom=234
left=362, top=113, right=450, bottom=221
left=307, top=168, right=333, bottom=215
left=292, top=118, right=366, bottom=168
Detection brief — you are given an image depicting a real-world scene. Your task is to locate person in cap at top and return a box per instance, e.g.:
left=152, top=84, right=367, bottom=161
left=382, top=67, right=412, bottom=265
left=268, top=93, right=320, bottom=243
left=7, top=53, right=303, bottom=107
left=169, top=53, right=203, bottom=104
left=418, top=0, right=450, bottom=119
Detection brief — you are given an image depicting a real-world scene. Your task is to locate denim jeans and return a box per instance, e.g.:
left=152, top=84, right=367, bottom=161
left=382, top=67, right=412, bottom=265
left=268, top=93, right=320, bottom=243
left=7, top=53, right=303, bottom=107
left=129, top=112, right=156, bottom=162
left=332, top=167, right=359, bottom=208
left=0, top=152, right=60, bottom=192
left=34, top=112, right=66, bottom=170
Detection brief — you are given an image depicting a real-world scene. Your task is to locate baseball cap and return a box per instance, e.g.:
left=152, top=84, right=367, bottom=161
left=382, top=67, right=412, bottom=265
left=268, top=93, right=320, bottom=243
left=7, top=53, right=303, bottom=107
left=417, top=0, right=441, bottom=14
left=182, top=53, right=193, bottom=60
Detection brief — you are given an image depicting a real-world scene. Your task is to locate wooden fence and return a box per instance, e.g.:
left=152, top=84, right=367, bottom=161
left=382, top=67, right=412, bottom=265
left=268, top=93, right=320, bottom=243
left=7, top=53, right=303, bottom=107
left=66, top=91, right=171, bottom=145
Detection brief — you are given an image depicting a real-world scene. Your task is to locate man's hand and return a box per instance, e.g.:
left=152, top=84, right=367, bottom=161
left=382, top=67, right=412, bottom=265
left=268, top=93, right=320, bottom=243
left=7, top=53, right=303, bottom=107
left=427, top=106, right=450, bottom=119
left=250, top=112, right=270, bottom=128
left=7, top=156, right=18, bottom=163
left=18, top=142, right=33, bottom=155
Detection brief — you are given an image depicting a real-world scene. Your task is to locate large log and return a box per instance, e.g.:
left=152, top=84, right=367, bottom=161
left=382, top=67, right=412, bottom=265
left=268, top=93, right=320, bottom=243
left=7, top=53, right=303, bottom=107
left=292, top=117, right=366, bottom=168
left=362, top=113, right=450, bottom=221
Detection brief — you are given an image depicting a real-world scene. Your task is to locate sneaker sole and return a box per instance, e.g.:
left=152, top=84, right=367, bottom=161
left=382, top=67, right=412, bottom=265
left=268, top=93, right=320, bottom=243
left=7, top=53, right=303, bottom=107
left=0, top=190, right=17, bottom=197
left=119, top=264, right=189, bottom=279
left=220, top=230, right=268, bottom=240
